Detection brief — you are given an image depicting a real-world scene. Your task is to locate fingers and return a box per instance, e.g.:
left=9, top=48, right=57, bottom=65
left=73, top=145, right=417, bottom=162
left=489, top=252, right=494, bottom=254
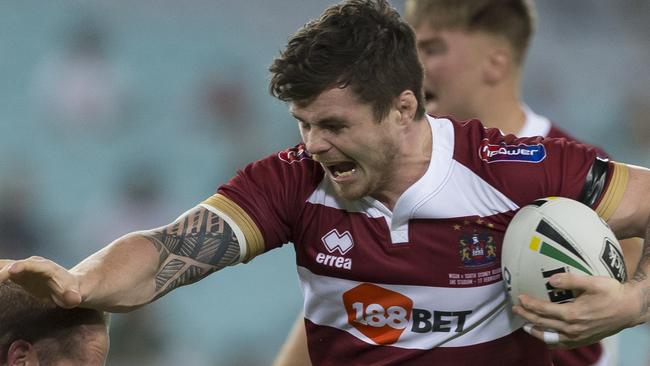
left=522, top=323, right=566, bottom=347
left=0, top=260, right=17, bottom=282
left=546, top=272, right=592, bottom=291
left=513, top=294, right=578, bottom=344
left=513, top=297, right=568, bottom=330
left=513, top=292, right=600, bottom=347
left=515, top=294, right=569, bottom=322
left=513, top=274, right=630, bottom=348
left=0, top=259, right=15, bottom=267
left=9, top=256, right=55, bottom=277
left=57, top=289, right=83, bottom=308
left=0, top=257, right=82, bottom=308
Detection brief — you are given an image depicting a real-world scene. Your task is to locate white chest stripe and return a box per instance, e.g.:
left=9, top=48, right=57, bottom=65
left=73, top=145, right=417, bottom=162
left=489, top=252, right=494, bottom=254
left=298, top=266, right=523, bottom=349
left=304, top=117, right=519, bottom=244
left=306, top=177, right=388, bottom=220
left=410, top=161, right=520, bottom=220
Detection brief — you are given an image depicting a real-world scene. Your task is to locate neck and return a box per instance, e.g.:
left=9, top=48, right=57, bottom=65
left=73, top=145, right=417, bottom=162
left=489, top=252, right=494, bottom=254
left=473, top=73, right=526, bottom=135
left=373, top=116, right=432, bottom=210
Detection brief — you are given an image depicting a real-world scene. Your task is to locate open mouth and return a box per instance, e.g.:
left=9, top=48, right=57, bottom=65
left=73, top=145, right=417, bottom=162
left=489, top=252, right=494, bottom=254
left=424, top=90, right=439, bottom=114
left=326, top=161, right=357, bottom=179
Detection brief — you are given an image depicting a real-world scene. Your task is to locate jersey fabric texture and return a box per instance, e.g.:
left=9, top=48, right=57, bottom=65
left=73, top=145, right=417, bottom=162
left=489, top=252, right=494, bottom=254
left=210, top=116, right=627, bottom=366
left=520, top=105, right=608, bottom=366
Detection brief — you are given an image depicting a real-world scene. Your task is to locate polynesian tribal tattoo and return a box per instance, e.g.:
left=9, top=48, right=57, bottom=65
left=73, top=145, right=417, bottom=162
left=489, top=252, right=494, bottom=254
left=142, top=206, right=241, bottom=300
left=632, top=225, right=650, bottom=317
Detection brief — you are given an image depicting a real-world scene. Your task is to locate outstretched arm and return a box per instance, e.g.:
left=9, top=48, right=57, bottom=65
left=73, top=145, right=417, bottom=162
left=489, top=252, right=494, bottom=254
left=0, top=204, right=242, bottom=312
left=513, top=164, right=650, bottom=347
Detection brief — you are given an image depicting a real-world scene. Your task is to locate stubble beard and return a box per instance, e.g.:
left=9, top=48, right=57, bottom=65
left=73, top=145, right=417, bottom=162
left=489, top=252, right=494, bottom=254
left=332, top=139, right=399, bottom=202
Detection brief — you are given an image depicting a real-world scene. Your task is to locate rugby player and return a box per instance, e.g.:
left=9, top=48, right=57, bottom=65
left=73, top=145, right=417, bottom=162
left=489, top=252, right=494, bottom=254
left=1, top=1, right=649, bottom=365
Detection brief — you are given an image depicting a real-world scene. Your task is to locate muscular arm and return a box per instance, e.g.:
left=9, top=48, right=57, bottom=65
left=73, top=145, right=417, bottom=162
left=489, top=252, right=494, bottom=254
left=514, top=163, right=650, bottom=346
left=629, top=226, right=650, bottom=322
left=75, top=205, right=242, bottom=311
left=146, top=205, right=241, bottom=301
left=1, top=205, right=243, bottom=312
left=614, top=166, right=650, bottom=324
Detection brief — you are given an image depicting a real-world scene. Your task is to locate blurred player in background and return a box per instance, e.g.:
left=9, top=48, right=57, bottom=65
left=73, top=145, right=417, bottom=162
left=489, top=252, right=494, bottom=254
left=1, top=1, right=650, bottom=365
left=273, top=1, right=642, bottom=365
left=407, top=2, right=642, bottom=364
left=0, top=281, right=109, bottom=366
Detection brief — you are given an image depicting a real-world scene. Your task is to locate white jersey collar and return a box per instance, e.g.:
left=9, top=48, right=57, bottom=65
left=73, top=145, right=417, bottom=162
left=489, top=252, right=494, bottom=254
left=516, top=104, right=552, bottom=138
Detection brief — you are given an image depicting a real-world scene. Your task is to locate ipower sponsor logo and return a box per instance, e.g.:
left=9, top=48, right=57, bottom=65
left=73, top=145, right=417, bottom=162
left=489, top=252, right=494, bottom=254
left=316, top=229, right=353, bottom=270
left=342, top=283, right=472, bottom=345
left=479, top=139, right=546, bottom=163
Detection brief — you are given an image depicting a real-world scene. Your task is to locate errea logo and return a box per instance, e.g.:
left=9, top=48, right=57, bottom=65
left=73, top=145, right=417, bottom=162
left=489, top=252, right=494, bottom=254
left=323, top=229, right=354, bottom=254
left=316, top=229, right=353, bottom=270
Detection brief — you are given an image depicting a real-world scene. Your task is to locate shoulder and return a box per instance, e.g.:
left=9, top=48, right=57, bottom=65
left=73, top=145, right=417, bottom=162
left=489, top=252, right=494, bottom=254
left=547, top=123, right=609, bottom=159
left=444, top=117, right=598, bottom=206
left=447, top=117, right=546, bottom=166
left=254, top=143, right=323, bottom=181
left=546, top=123, right=576, bottom=140
left=221, top=143, right=324, bottom=201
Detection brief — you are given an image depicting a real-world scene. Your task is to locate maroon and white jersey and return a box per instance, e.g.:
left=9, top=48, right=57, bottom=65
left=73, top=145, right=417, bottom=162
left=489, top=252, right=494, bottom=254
left=519, top=104, right=608, bottom=160
left=205, top=116, right=628, bottom=366
left=521, top=105, right=609, bottom=366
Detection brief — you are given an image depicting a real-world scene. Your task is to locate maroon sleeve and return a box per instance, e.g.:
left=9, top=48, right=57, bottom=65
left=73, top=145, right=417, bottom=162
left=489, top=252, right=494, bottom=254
left=452, top=119, right=601, bottom=208
left=217, top=144, right=324, bottom=252
left=546, top=124, right=609, bottom=159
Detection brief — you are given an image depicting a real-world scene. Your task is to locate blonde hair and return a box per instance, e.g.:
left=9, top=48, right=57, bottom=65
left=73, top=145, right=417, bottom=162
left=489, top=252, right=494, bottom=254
left=404, top=0, right=536, bottom=64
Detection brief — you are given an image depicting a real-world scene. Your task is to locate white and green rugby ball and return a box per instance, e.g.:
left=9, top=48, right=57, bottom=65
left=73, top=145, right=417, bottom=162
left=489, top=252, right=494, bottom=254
left=501, top=197, right=626, bottom=305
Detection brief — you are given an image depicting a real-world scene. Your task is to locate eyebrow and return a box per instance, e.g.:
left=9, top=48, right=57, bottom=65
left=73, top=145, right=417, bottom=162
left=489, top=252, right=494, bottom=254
left=291, top=114, right=348, bottom=128
left=416, top=37, right=443, bottom=49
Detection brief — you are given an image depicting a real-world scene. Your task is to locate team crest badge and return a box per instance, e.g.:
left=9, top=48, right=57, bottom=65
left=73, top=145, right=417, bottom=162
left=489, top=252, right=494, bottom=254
left=456, top=221, right=497, bottom=267
left=278, top=144, right=311, bottom=164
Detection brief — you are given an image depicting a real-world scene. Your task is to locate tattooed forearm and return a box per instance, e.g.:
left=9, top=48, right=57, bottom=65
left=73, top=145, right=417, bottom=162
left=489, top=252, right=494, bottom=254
left=632, top=225, right=650, bottom=283
left=631, top=224, right=650, bottom=318
left=142, top=206, right=241, bottom=300
left=633, top=268, right=648, bottom=283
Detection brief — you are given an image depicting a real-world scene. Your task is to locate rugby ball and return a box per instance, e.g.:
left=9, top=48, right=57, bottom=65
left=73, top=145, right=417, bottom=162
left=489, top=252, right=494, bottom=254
left=501, top=197, right=626, bottom=305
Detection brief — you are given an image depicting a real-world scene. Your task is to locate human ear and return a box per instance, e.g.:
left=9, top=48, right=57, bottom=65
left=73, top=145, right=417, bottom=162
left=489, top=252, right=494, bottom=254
left=6, top=340, right=38, bottom=366
left=394, top=90, right=418, bottom=124
left=483, top=47, right=510, bottom=85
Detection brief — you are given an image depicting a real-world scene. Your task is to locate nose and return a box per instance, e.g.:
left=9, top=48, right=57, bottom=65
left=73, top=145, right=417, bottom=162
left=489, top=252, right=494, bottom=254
left=302, top=128, right=331, bottom=155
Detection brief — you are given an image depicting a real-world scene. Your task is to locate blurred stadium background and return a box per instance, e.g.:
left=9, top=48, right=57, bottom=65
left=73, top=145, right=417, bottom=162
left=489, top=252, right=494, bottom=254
left=0, top=1, right=647, bottom=365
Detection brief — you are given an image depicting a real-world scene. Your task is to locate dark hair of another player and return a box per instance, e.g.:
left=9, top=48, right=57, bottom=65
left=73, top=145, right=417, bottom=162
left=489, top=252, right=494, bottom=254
left=269, top=0, right=426, bottom=121
left=0, top=281, right=107, bottom=364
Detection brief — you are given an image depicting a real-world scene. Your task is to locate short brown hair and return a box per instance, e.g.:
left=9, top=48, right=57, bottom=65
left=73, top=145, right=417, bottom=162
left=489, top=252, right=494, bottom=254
left=270, top=0, right=426, bottom=121
left=0, top=282, right=107, bottom=364
left=404, top=0, right=536, bottom=64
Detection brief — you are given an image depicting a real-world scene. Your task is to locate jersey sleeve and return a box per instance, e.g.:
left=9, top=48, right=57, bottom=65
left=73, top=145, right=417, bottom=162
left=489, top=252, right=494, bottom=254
left=202, top=144, right=323, bottom=262
left=546, top=124, right=610, bottom=159
left=452, top=120, right=628, bottom=218
left=579, top=158, right=629, bottom=221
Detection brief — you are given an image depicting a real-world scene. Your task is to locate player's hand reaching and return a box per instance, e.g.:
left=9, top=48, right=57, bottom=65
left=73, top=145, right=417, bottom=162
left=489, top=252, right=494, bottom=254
left=512, top=271, right=643, bottom=348
left=0, top=257, right=82, bottom=308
